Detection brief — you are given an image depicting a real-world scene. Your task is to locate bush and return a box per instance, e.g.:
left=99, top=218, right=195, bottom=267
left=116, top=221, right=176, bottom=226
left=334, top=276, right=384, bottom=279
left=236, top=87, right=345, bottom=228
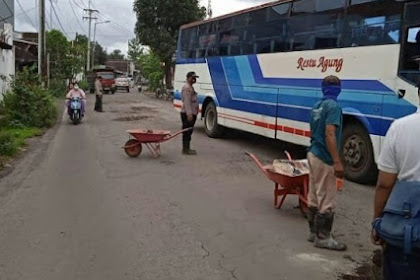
left=49, top=79, right=68, bottom=97
left=0, top=130, right=17, bottom=156
left=2, top=68, right=58, bottom=128
left=78, top=80, right=89, bottom=91
left=0, top=127, right=42, bottom=158
left=138, top=52, right=164, bottom=91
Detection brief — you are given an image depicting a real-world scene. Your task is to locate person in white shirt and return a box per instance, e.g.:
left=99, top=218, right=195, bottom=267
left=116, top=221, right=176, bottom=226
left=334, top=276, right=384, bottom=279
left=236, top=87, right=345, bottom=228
left=372, top=83, right=420, bottom=279
left=66, top=82, right=86, bottom=116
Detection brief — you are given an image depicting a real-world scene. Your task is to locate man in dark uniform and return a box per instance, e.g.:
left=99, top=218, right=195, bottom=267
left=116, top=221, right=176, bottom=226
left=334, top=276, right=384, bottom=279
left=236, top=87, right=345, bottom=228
left=181, top=72, right=200, bottom=155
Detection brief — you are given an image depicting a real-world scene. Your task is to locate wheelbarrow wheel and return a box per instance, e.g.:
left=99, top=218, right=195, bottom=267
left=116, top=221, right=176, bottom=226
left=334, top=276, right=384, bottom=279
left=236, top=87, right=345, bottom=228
left=124, top=139, right=142, bottom=158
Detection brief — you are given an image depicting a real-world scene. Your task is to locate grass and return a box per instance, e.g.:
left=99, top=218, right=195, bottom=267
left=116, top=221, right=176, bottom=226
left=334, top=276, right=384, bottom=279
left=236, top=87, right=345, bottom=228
left=0, top=127, right=43, bottom=169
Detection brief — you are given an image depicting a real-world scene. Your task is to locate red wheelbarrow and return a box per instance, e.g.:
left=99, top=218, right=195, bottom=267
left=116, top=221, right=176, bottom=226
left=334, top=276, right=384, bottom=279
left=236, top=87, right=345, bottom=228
left=123, top=128, right=192, bottom=158
left=246, top=152, right=309, bottom=217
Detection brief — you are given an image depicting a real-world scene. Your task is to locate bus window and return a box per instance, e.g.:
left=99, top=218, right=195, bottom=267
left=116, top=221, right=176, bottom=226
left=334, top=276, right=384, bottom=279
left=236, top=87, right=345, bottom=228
left=218, top=14, right=249, bottom=57
left=180, top=27, right=198, bottom=59
left=233, top=13, right=250, bottom=28
left=219, top=18, right=232, bottom=33
left=290, top=0, right=345, bottom=51
left=268, top=3, right=290, bottom=22
left=268, top=3, right=291, bottom=52
left=343, top=1, right=403, bottom=48
left=351, top=0, right=376, bottom=4
left=400, top=26, right=420, bottom=85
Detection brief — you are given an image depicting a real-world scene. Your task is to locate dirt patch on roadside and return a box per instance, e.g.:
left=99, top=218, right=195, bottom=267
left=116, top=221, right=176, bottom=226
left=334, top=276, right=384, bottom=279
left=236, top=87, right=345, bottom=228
left=130, top=105, right=157, bottom=113
left=114, top=115, right=151, bottom=122
left=340, top=250, right=382, bottom=280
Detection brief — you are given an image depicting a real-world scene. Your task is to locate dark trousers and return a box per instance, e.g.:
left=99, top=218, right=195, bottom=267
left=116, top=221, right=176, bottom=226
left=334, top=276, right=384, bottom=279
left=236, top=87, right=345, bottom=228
left=181, top=113, right=197, bottom=148
left=94, top=95, right=103, bottom=112
left=383, top=245, right=420, bottom=280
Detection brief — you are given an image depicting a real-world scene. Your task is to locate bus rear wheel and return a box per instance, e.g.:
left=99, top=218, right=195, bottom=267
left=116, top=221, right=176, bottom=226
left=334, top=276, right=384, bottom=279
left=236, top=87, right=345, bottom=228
left=204, top=102, right=224, bottom=138
left=341, top=123, right=377, bottom=184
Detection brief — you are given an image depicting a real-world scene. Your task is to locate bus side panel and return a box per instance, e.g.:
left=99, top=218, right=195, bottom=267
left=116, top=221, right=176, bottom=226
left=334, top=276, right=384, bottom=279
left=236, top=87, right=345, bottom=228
left=173, top=62, right=219, bottom=118
left=206, top=56, right=278, bottom=139
left=276, top=87, right=319, bottom=147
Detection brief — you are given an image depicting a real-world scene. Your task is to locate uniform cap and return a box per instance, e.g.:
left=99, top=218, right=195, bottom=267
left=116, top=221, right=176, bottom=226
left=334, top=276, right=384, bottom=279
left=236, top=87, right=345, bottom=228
left=187, top=72, right=199, bottom=78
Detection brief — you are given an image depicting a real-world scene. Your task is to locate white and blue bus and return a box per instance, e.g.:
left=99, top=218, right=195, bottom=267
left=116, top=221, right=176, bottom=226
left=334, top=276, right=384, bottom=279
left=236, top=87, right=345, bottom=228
left=173, top=0, right=420, bottom=183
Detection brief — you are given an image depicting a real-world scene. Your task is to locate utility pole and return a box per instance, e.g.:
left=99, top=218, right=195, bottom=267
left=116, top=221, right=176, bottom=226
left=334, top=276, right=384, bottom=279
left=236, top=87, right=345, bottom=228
left=84, top=0, right=98, bottom=72
left=38, top=0, right=46, bottom=82
left=50, top=0, right=52, bottom=29
left=91, top=20, right=110, bottom=68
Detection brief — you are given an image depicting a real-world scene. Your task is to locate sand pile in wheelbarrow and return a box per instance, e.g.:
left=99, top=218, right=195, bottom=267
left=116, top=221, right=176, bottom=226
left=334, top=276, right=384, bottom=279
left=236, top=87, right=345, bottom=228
left=269, top=159, right=309, bottom=177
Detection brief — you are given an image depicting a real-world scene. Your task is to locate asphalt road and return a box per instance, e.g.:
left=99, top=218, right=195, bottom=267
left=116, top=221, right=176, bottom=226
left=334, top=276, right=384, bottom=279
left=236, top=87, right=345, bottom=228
left=0, top=90, right=378, bottom=280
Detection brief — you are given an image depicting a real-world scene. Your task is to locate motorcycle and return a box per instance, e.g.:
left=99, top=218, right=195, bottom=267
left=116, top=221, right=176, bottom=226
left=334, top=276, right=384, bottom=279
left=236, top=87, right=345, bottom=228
left=69, top=97, right=83, bottom=125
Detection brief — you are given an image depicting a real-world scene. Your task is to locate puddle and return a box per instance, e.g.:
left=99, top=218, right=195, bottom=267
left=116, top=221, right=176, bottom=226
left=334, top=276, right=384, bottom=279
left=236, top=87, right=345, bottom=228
left=340, top=250, right=382, bottom=280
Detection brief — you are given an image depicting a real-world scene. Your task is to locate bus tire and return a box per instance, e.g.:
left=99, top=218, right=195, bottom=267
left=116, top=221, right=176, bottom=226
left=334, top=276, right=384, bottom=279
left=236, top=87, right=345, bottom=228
left=204, top=102, right=224, bottom=138
left=341, top=123, right=377, bottom=184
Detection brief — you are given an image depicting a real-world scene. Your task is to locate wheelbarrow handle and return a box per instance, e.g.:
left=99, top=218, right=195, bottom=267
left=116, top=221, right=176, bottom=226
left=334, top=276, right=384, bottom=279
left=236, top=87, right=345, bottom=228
left=162, top=127, right=193, bottom=141
left=245, top=152, right=269, bottom=176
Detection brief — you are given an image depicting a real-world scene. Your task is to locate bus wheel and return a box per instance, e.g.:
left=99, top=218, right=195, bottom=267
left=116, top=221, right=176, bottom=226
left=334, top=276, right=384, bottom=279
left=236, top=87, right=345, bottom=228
left=341, top=123, right=377, bottom=184
left=204, top=102, right=224, bottom=138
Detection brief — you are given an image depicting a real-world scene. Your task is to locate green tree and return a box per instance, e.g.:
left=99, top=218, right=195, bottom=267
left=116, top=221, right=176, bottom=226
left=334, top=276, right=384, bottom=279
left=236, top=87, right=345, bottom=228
left=133, top=0, right=206, bottom=88
left=46, top=30, right=72, bottom=79
left=93, top=42, right=107, bottom=65
left=128, top=38, right=144, bottom=62
left=108, top=49, right=125, bottom=60
left=72, top=34, right=89, bottom=74
left=138, top=51, right=164, bottom=91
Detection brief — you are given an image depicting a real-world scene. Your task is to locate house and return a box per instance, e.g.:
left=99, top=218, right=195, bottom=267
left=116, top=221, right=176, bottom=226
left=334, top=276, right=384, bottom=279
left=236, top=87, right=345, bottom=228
left=0, top=0, right=14, bottom=100
left=105, top=59, right=135, bottom=77
left=0, top=24, right=14, bottom=101
left=14, top=32, right=38, bottom=71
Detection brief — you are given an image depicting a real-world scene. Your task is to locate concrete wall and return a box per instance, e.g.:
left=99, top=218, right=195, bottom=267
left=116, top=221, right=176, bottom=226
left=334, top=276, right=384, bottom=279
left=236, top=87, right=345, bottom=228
left=0, top=23, right=15, bottom=101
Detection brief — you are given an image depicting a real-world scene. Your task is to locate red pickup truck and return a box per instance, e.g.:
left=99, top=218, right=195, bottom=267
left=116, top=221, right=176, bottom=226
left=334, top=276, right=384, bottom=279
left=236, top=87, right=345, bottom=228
left=88, top=67, right=116, bottom=94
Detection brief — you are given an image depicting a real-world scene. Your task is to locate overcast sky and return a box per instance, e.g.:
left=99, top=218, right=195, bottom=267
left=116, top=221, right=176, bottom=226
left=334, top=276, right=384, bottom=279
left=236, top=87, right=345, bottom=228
left=15, top=0, right=273, bottom=55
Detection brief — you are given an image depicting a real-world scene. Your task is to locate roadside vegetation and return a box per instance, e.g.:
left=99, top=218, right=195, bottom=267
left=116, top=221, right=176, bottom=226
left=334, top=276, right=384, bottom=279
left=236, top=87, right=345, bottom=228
left=0, top=68, right=57, bottom=169
left=133, top=0, right=206, bottom=89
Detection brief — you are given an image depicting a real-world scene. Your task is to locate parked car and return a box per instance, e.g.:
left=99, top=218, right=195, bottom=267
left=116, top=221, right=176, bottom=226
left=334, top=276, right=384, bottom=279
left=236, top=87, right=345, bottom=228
left=115, top=77, right=130, bottom=93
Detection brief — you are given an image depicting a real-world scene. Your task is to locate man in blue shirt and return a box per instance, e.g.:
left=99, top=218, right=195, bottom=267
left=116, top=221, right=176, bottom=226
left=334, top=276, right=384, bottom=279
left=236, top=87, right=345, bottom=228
left=307, top=75, right=346, bottom=251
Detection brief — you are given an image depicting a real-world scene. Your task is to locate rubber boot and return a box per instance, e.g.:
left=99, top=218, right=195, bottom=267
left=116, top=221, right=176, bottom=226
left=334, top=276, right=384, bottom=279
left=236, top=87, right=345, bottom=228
left=307, top=207, right=318, bottom=243
left=314, top=212, right=347, bottom=251
left=182, top=142, right=197, bottom=155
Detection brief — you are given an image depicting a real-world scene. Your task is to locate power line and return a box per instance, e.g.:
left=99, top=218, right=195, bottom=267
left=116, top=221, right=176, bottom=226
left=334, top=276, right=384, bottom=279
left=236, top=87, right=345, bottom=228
left=76, top=0, right=88, bottom=9
left=66, top=32, right=132, bottom=39
left=0, top=7, right=36, bottom=23
left=83, top=0, right=98, bottom=71
left=72, top=0, right=85, bottom=10
left=97, top=13, right=133, bottom=35
left=1, top=0, right=13, bottom=18
left=56, top=1, right=76, bottom=33
left=68, top=0, right=86, bottom=33
left=16, top=0, right=37, bottom=29
left=88, top=1, right=133, bottom=35
left=51, top=1, right=69, bottom=37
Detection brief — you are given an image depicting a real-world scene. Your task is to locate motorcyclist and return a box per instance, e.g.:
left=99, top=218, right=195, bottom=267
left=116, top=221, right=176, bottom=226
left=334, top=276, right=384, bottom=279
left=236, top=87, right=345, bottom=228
left=66, top=82, right=86, bottom=116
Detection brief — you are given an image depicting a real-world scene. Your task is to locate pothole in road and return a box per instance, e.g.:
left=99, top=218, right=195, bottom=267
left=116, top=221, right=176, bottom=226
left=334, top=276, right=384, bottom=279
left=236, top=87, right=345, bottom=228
left=339, top=250, right=382, bottom=280
left=130, top=105, right=157, bottom=112
left=114, top=115, right=151, bottom=122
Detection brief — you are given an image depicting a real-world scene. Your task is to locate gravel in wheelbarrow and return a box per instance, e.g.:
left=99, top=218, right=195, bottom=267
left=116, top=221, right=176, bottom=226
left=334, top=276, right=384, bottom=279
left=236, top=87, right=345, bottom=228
left=247, top=152, right=310, bottom=218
